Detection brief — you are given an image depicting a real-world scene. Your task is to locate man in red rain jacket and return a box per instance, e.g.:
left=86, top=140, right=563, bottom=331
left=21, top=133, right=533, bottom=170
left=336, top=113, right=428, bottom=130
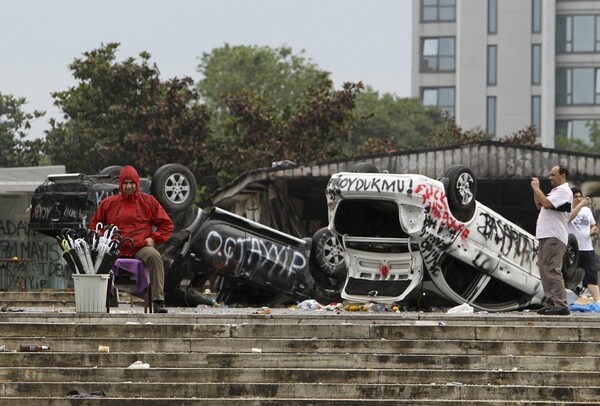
left=90, top=165, right=174, bottom=313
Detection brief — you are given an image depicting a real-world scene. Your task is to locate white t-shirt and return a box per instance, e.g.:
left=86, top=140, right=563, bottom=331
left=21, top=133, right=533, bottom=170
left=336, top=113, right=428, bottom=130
left=568, top=206, right=596, bottom=251
left=535, top=182, right=573, bottom=245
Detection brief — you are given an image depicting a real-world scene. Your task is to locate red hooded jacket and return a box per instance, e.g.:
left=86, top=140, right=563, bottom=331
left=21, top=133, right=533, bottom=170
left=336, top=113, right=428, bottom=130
left=89, top=165, right=174, bottom=257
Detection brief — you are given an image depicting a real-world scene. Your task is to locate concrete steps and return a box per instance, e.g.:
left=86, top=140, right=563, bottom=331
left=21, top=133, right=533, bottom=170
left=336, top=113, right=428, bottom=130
left=0, top=289, right=146, bottom=310
left=1, top=309, right=600, bottom=403
left=0, top=290, right=76, bottom=308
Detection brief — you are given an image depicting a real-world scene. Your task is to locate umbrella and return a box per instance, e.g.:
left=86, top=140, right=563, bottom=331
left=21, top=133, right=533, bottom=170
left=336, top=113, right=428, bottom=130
left=56, top=236, right=78, bottom=274
left=66, top=236, right=86, bottom=274
left=96, top=237, right=134, bottom=274
left=74, top=238, right=95, bottom=275
left=58, top=229, right=88, bottom=274
left=56, top=225, right=134, bottom=275
left=93, top=224, right=121, bottom=273
left=93, top=239, right=112, bottom=273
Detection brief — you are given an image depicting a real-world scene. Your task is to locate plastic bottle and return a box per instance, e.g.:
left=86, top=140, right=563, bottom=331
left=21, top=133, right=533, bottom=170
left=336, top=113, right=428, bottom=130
left=19, top=345, right=50, bottom=352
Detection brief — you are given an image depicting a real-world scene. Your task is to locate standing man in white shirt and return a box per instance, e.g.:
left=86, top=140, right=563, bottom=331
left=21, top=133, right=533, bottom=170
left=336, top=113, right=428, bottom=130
left=531, top=165, right=573, bottom=316
left=568, top=187, right=600, bottom=303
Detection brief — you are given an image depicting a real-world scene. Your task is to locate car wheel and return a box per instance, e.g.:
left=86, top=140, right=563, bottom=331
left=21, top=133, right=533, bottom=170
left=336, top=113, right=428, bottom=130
left=311, top=227, right=346, bottom=279
left=351, top=162, right=379, bottom=173
left=309, top=228, right=345, bottom=302
left=151, top=164, right=197, bottom=213
left=98, top=165, right=123, bottom=184
left=562, top=233, right=582, bottom=291
left=441, top=165, right=477, bottom=222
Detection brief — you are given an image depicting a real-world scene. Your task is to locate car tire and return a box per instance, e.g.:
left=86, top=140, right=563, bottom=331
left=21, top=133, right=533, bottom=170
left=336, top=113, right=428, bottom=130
left=562, top=233, right=582, bottom=291
left=308, top=227, right=346, bottom=303
left=311, top=227, right=346, bottom=279
left=98, top=165, right=123, bottom=184
left=151, top=164, right=197, bottom=213
left=441, top=165, right=477, bottom=222
left=351, top=162, right=379, bottom=173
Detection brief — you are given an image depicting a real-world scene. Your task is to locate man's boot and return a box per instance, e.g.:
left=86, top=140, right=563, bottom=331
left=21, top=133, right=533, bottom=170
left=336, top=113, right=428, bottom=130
left=153, top=300, right=168, bottom=314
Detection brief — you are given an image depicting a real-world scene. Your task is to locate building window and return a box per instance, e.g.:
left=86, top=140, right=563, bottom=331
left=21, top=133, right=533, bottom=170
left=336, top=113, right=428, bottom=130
left=488, top=0, right=497, bottom=34
left=557, top=15, right=600, bottom=53
left=532, top=0, right=542, bottom=33
left=421, top=37, right=455, bottom=72
left=532, top=96, right=541, bottom=136
left=486, top=97, right=496, bottom=135
left=532, top=44, right=541, bottom=85
left=422, top=0, right=455, bottom=22
left=422, top=87, right=455, bottom=117
left=556, top=119, right=600, bottom=145
left=556, top=68, right=600, bottom=105
left=487, top=45, right=497, bottom=85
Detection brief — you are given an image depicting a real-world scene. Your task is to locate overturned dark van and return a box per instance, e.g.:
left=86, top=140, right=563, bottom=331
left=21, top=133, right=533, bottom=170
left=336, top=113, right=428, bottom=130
left=29, top=164, right=340, bottom=306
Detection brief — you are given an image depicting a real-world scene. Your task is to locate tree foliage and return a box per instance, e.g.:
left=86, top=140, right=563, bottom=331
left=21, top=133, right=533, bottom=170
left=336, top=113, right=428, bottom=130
left=197, top=44, right=326, bottom=110
left=555, top=121, right=600, bottom=152
left=499, top=124, right=541, bottom=146
left=433, top=114, right=491, bottom=147
left=45, top=43, right=212, bottom=178
left=197, top=44, right=363, bottom=181
left=351, top=89, right=447, bottom=152
left=17, top=41, right=549, bottom=190
left=0, top=93, right=46, bottom=167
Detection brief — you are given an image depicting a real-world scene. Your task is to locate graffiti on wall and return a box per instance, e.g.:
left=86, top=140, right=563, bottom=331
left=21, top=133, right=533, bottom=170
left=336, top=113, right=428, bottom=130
left=0, top=195, right=71, bottom=291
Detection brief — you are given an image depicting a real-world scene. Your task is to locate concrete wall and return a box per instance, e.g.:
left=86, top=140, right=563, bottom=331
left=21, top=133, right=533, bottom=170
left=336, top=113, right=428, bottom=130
left=0, top=193, right=71, bottom=291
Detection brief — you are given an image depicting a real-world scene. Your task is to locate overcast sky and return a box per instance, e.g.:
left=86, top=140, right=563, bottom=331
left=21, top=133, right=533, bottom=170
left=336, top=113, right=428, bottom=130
left=1, top=0, right=412, bottom=140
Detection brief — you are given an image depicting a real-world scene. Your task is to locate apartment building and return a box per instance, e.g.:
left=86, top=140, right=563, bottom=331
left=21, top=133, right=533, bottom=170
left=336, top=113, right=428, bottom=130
left=412, top=0, right=600, bottom=148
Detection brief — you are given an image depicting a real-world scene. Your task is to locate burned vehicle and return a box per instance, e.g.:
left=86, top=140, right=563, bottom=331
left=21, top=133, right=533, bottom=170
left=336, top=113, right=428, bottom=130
left=326, top=165, right=581, bottom=312
left=29, top=164, right=338, bottom=306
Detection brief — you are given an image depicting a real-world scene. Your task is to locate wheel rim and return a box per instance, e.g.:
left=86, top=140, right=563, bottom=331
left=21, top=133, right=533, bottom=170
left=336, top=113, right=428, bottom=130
left=323, top=235, right=345, bottom=268
left=456, top=173, right=475, bottom=205
left=164, top=172, right=191, bottom=205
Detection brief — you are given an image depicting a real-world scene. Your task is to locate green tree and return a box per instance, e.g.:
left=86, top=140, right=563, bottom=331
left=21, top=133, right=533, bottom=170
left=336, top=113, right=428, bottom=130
left=433, top=114, right=490, bottom=147
left=0, top=93, right=45, bottom=166
left=351, top=88, right=447, bottom=151
left=555, top=121, right=600, bottom=152
left=197, top=44, right=326, bottom=110
left=45, top=43, right=212, bottom=178
left=197, top=44, right=362, bottom=181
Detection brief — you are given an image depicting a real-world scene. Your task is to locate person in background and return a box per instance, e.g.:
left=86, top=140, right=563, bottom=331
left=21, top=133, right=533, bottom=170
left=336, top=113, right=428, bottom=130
left=568, top=187, right=600, bottom=303
left=89, top=165, right=174, bottom=313
left=531, top=165, right=573, bottom=316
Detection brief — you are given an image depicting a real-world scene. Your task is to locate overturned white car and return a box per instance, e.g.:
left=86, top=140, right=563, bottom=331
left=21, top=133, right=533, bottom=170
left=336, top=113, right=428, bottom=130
left=326, top=165, right=580, bottom=312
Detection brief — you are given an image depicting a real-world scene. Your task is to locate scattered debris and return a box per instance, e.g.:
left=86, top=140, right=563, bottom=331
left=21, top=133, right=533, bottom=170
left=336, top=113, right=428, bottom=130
left=65, top=390, right=107, bottom=398
left=446, top=303, right=474, bottom=314
left=127, top=361, right=150, bottom=369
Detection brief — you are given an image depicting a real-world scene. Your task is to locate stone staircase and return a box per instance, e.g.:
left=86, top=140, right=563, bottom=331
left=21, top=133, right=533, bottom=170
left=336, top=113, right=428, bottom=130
left=0, top=301, right=600, bottom=404
left=0, top=290, right=76, bottom=309
left=0, top=289, right=146, bottom=311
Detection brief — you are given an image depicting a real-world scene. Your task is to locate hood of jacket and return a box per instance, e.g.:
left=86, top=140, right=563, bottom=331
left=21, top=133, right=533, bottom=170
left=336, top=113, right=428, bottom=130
left=118, top=165, right=141, bottom=198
